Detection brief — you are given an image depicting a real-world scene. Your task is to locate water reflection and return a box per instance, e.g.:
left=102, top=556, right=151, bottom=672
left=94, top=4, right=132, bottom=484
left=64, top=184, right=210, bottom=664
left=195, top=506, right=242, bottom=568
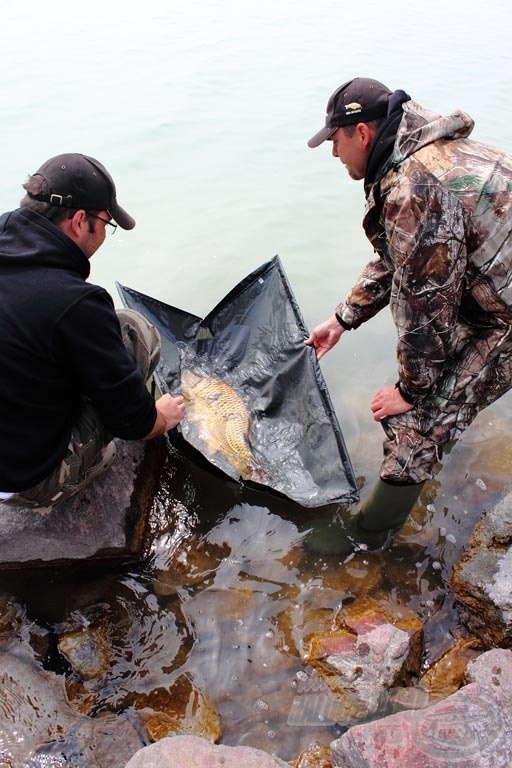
left=0, top=407, right=510, bottom=764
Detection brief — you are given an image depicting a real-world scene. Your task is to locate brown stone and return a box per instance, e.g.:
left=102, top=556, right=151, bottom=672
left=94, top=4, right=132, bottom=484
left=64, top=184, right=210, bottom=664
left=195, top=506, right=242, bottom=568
left=125, top=674, right=221, bottom=744
left=320, top=551, right=384, bottom=596
left=419, top=637, right=483, bottom=701
left=152, top=537, right=229, bottom=596
left=292, top=741, right=332, bottom=767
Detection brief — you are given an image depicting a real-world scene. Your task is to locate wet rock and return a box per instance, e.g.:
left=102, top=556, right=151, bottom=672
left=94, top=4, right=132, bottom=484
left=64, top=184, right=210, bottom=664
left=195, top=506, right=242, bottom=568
left=124, top=734, right=290, bottom=768
left=321, top=551, right=384, bottom=596
left=0, top=649, right=142, bottom=767
left=0, top=438, right=166, bottom=570
left=388, top=684, right=430, bottom=711
left=292, top=741, right=332, bottom=767
left=64, top=676, right=100, bottom=716
left=451, top=490, right=512, bottom=647
left=123, top=673, right=221, bottom=743
left=35, top=713, right=143, bottom=768
left=419, top=636, right=482, bottom=701
left=0, top=597, right=26, bottom=644
left=0, top=650, right=81, bottom=764
left=152, top=536, right=229, bottom=597
left=465, top=647, right=512, bottom=702
left=58, top=624, right=111, bottom=681
left=304, top=597, right=422, bottom=724
left=330, top=649, right=512, bottom=768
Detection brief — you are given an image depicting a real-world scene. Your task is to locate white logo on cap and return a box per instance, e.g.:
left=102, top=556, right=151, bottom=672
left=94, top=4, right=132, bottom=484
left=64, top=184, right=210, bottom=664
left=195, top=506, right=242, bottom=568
left=345, top=102, right=363, bottom=113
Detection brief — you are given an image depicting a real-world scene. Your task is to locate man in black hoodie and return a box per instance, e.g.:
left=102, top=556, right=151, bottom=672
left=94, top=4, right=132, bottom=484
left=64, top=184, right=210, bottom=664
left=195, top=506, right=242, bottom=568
left=0, top=153, right=185, bottom=511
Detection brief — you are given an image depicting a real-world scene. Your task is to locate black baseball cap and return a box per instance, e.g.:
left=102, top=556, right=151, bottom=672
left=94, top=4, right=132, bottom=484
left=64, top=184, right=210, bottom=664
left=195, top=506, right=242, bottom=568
left=307, top=78, right=392, bottom=148
left=27, top=153, right=135, bottom=230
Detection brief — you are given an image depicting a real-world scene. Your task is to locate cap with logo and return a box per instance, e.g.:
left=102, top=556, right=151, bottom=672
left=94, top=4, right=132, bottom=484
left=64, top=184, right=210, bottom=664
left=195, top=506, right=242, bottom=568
left=27, top=153, right=135, bottom=230
left=307, top=78, right=393, bottom=148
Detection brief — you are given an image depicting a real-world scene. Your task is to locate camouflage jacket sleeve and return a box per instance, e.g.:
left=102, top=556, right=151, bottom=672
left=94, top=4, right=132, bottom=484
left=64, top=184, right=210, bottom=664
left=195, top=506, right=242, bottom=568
left=379, top=170, right=468, bottom=404
left=335, top=257, right=393, bottom=329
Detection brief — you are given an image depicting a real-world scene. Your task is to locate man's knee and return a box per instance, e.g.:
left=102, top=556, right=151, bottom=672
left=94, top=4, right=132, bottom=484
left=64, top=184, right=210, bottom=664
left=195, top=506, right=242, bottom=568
left=116, top=309, right=161, bottom=380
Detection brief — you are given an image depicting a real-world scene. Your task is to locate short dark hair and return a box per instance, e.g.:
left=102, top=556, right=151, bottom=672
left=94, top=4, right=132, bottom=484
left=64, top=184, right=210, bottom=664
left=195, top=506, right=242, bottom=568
left=341, top=118, right=385, bottom=138
left=20, top=175, right=76, bottom=225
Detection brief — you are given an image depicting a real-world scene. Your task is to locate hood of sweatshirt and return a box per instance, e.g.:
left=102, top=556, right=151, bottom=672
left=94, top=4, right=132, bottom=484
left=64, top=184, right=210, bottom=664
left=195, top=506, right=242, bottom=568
left=364, top=97, right=475, bottom=195
left=0, top=207, right=91, bottom=279
left=392, top=99, right=475, bottom=163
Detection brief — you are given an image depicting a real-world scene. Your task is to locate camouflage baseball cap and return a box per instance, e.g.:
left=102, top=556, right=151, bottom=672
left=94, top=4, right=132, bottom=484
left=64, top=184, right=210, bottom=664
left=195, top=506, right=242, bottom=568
left=307, top=77, right=392, bottom=148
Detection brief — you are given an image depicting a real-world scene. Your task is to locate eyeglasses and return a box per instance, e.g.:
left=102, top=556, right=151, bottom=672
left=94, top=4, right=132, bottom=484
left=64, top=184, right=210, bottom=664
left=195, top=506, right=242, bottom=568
left=86, top=212, right=117, bottom=235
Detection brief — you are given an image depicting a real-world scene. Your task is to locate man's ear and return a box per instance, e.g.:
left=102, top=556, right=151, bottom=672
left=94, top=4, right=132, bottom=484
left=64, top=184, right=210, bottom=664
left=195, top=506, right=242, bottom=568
left=57, top=209, right=88, bottom=242
left=356, top=122, right=375, bottom=151
left=71, top=209, right=88, bottom=235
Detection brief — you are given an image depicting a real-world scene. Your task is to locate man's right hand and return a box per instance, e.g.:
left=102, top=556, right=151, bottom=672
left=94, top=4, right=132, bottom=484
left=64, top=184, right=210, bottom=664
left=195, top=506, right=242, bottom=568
left=305, top=314, right=345, bottom=360
left=144, top=393, right=185, bottom=439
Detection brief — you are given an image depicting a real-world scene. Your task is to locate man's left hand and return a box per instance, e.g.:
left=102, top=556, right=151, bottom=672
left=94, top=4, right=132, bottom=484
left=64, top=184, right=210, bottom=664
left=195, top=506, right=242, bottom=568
left=370, top=386, right=414, bottom=421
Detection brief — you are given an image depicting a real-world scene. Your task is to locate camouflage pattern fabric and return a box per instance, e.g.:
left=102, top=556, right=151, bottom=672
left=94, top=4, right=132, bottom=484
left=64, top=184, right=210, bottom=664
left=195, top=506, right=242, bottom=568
left=336, top=100, right=512, bottom=483
left=10, top=399, right=116, bottom=511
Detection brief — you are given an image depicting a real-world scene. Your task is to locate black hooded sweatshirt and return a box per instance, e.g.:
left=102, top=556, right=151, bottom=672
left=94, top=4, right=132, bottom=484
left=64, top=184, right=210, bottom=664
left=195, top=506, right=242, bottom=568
left=0, top=208, right=157, bottom=491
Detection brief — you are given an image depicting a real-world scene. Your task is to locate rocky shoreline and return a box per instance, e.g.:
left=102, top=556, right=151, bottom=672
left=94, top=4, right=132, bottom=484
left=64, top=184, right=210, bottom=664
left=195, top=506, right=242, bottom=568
left=125, top=486, right=512, bottom=767
left=0, top=440, right=511, bottom=767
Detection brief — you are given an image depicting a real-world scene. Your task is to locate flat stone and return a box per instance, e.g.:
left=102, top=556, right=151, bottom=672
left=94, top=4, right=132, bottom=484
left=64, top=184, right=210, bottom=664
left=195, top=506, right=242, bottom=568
left=0, top=438, right=165, bottom=570
left=330, top=649, right=512, bottom=768
left=124, top=734, right=290, bottom=768
left=451, top=491, right=512, bottom=647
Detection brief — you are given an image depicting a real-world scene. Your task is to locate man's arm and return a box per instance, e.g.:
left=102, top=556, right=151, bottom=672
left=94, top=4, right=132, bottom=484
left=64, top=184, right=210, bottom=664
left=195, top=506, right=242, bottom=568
left=336, top=257, right=393, bottom=330
left=58, top=290, right=181, bottom=440
left=306, top=256, right=394, bottom=360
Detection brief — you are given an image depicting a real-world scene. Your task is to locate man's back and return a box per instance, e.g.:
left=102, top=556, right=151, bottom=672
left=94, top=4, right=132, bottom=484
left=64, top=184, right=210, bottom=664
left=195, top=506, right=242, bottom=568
left=0, top=208, right=154, bottom=491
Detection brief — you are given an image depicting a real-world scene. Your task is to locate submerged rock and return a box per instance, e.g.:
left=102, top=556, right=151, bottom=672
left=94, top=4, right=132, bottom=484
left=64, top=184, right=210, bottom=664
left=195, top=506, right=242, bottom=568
left=330, top=649, right=512, bottom=768
left=419, top=636, right=482, bottom=701
left=292, top=741, right=332, bottom=767
left=0, top=438, right=166, bottom=570
left=58, top=624, right=111, bottom=681
left=304, top=597, right=423, bottom=724
left=0, top=649, right=142, bottom=767
left=451, top=490, right=512, bottom=647
left=122, top=673, right=221, bottom=744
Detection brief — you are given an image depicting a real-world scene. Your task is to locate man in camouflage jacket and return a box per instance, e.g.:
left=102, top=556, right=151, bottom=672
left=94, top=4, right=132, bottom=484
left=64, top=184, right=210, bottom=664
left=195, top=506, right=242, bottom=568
left=306, top=77, right=512, bottom=543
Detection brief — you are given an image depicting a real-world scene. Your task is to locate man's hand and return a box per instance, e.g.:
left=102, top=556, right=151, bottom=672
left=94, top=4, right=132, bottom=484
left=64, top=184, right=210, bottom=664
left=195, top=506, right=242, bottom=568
left=370, top=386, right=414, bottom=422
left=305, top=314, right=345, bottom=360
left=144, top=393, right=185, bottom=439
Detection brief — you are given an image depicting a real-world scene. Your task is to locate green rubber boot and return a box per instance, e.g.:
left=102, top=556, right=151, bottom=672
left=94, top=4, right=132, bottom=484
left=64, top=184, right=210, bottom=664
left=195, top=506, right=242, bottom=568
left=356, top=478, right=425, bottom=548
left=302, top=480, right=425, bottom=556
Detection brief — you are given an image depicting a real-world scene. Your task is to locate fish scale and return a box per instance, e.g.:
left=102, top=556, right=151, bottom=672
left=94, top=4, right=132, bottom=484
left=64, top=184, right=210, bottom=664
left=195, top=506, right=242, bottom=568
left=180, top=370, right=261, bottom=480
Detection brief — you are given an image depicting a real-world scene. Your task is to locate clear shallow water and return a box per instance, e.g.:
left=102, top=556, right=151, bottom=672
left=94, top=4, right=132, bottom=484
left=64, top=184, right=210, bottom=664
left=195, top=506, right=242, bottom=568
left=1, top=0, right=512, bottom=764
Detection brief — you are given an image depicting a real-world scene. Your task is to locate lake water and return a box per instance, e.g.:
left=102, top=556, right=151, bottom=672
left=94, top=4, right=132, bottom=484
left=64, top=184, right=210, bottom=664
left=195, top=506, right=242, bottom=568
left=1, top=0, right=512, bottom=764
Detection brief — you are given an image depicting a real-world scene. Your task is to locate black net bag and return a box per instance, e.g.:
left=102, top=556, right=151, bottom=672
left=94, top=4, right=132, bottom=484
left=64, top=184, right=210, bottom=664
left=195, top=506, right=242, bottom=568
left=117, top=256, right=358, bottom=508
